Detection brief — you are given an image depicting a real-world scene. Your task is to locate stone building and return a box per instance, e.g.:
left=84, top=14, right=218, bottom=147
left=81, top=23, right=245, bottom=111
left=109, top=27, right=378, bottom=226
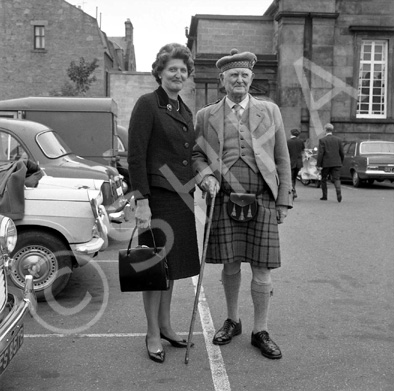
left=0, top=0, right=135, bottom=99
left=186, top=0, right=394, bottom=144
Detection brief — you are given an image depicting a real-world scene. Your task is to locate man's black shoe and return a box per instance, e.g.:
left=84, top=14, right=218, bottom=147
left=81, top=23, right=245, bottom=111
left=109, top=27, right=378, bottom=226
left=337, top=194, right=342, bottom=202
left=320, top=197, right=327, bottom=200
left=212, top=319, right=242, bottom=345
left=251, top=331, right=282, bottom=359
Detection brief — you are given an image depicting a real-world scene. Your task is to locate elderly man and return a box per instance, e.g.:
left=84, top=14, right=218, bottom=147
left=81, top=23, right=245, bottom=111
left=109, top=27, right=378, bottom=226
left=317, top=123, right=344, bottom=202
left=192, top=49, right=292, bottom=359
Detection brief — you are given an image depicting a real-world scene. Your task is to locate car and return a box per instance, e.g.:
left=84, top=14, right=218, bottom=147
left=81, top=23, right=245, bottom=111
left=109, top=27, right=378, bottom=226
left=340, top=140, right=394, bottom=187
left=0, top=214, right=36, bottom=376
left=115, top=125, right=130, bottom=193
left=0, top=118, right=129, bottom=221
left=0, top=163, right=109, bottom=301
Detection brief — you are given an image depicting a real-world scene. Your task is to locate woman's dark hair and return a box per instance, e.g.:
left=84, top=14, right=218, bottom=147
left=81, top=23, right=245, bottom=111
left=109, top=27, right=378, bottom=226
left=152, top=43, right=194, bottom=84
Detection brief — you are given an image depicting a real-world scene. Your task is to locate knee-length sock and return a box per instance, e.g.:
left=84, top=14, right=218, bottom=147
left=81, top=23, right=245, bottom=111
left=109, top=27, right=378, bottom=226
left=222, top=270, right=241, bottom=322
left=251, top=280, right=272, bottom=333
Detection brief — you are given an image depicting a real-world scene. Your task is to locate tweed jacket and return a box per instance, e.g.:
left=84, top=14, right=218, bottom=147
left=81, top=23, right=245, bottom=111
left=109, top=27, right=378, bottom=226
left=287, top=136, right=305, bottom=169
left=127, top=86, right=196, bottom=198
left=316, top=134, right=344, bottom=168
left=192, top=95, right=293, bottom=207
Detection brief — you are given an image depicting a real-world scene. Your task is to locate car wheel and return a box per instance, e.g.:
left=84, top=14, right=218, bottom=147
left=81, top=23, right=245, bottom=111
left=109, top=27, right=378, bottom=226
left=300, top=178, right=310, bottom=186
left=10, top=231, right=73, bottom=302
left=352, top=171, right=362, bottom=188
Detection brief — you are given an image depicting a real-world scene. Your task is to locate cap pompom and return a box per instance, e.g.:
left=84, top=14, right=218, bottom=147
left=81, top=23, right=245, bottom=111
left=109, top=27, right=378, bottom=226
left=230, top=48, right=239, bottom=55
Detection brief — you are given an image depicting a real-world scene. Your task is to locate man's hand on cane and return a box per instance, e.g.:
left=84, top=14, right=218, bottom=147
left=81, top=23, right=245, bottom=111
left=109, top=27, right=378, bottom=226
left=200, top=175, right=220, bottom=198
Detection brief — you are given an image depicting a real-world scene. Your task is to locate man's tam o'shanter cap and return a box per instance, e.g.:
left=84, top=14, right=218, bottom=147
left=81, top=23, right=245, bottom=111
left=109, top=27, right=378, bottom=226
left=216, top=48, right=257, bottom=72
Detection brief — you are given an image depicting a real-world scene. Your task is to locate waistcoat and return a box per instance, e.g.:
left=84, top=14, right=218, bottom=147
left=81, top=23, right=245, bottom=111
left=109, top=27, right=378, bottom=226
left=222, top=103, right=258, bottom=175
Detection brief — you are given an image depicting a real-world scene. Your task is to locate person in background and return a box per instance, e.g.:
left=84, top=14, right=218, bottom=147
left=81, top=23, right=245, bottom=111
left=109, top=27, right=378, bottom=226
left=193, top=49, right=292, bottom=360
left=127, top=43, right=200, bottom=364
left=316, top=123, right=344, bottom=202
left=287, top=128, right=305, bottom=199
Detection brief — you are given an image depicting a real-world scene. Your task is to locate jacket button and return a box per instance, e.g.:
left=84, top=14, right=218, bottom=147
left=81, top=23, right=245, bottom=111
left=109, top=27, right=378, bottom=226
left=183, top=126, right=188, bottom=132
left=184, top=142, right=189, bottom=148
left=182, top=160, right=188, bottom=166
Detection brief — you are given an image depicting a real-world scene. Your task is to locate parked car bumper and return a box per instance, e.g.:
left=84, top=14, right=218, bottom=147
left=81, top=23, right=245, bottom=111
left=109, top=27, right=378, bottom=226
left=71, top=237, right=105, bottom=267
left=358, top=170, right=394, bottom=181
left=0, top=275, right=36, bottom=376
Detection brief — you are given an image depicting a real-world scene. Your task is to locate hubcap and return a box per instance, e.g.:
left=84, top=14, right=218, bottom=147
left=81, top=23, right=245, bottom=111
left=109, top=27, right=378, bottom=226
left=11, top=245, right=58, bottom=292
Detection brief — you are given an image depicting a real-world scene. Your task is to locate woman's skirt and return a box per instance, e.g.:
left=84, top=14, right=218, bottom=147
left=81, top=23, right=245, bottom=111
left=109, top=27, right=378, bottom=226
left=206, top=159, right=281, bottom=269
left=138, top=187, right=200, bottom=280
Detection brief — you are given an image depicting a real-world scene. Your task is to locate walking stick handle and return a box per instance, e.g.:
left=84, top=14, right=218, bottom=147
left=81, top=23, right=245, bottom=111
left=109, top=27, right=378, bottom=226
left=185, top=193, right=216, bottom=364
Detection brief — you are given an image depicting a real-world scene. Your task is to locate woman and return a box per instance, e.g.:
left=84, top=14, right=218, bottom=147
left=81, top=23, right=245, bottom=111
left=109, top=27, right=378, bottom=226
left=127, top=43, right=200, bottom=364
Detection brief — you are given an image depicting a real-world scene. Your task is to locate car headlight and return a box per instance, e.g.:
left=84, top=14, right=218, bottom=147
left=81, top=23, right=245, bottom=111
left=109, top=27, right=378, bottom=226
left=0, top=215, right=17, bottom=253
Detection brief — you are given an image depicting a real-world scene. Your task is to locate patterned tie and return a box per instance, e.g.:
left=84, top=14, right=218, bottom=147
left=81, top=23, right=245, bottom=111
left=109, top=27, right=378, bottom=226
left=233, top=104, right=242, bottom=121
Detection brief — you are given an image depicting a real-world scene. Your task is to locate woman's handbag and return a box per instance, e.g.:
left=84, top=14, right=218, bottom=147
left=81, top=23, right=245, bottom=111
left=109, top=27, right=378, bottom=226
left=118, top=226, right=170, bottom=292
left=227, top=192, right=258, bottom=222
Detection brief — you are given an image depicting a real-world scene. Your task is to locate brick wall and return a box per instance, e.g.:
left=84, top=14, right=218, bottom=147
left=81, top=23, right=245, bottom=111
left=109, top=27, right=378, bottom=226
left=0, top=0, right=106, bottom=100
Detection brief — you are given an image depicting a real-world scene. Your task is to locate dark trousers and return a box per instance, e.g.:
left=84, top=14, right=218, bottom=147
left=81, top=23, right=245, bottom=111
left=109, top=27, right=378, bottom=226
left=321, top=166, right=341, bottom=198
left=291, top=167, right=300, bottom=191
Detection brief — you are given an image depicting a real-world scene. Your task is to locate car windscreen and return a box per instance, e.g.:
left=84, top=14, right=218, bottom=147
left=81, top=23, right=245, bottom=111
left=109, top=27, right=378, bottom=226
left=36, top=131, right=72, bottom=158
left=360, top=142, right=394, bottom=154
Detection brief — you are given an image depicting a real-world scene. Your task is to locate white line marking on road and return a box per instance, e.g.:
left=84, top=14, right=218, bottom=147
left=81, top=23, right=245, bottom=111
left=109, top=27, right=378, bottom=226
left=63, top=255, right=231, bottom=389
left=94, top=260, right=117, bottom=263
left=191, top=275, right=231, bottom=391
left=25, top=332, right=203, bottom=338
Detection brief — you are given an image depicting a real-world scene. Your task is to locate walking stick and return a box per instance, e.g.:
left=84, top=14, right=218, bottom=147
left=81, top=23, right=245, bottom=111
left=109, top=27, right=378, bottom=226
left=185, top=193, right=216, bottom=364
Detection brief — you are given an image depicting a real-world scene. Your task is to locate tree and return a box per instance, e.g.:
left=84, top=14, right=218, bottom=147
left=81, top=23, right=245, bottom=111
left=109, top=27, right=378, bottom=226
left=67, top=57, right=99, bottom=95
left=50, top=57, right=99, bottom=96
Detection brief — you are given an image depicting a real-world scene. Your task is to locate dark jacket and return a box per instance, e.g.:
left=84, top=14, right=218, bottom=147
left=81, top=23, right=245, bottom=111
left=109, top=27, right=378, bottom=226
left=127, top=86, right=196, bottom=198
left=287, top=137, right=305, bottom=169
left=0, top=160, right=43, bottom=220
left=317, top=134, right=344, bottom=168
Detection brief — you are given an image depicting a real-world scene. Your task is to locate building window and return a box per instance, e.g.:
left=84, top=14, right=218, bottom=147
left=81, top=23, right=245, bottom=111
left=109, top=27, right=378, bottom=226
left=34, top=26, right=45, bottom=49
left=356, top=40, right=388, bottom=118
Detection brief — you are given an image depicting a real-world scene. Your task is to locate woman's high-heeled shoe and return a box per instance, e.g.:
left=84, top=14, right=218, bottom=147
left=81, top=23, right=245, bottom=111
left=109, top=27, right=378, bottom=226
left=145, top=336, right=165, bottom=363
left=160, top=332, right=194, bottom=348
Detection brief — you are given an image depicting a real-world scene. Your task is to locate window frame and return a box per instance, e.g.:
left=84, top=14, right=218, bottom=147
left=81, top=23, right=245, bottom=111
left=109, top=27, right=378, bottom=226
left=356, top=40, right=388, bottom=119
left=34, top=25, right=45, bottom=50
left=350, top=30, right=394, bottom=121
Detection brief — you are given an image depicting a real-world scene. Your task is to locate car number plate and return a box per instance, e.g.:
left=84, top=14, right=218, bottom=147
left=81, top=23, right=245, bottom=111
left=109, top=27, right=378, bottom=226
left=0, top=324, right=24, bottom=375
left=384, top=167, right=393, bottom=172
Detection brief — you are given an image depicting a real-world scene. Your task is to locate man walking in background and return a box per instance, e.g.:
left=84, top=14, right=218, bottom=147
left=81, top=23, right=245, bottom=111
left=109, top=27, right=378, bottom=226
left=317, top=123, right=344, bottom=202
left=287, top=129, right=304, bottom=199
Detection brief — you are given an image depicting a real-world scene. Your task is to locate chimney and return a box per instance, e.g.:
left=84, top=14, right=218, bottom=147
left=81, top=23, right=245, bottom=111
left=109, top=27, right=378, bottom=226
left=125, top=19, right=133, bottom=42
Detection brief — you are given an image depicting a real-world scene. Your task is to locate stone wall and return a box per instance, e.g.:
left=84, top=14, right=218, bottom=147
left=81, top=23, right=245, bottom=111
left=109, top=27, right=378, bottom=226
left=0, top=0, right=106, bottom=99
left=109, top=72, right=195, bottom=129
left=197, top=17, right=273, bottom=54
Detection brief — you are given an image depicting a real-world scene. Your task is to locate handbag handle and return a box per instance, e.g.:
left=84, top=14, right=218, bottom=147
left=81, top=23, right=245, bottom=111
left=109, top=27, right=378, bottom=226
left=127, top=225, right=158, bottom=254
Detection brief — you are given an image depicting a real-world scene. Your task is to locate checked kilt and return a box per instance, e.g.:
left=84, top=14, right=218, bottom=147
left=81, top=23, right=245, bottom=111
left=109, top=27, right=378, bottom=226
left=205, top=159, right=281, bottom=269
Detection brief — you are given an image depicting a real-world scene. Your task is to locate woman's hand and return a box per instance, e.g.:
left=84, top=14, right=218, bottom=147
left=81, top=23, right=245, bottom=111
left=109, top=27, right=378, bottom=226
left=135, top=199, right=152, bottom=228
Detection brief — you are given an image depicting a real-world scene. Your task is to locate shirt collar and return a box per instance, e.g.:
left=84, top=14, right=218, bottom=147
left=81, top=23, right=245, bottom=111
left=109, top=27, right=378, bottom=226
left=226, top=95, right=249, bottom=110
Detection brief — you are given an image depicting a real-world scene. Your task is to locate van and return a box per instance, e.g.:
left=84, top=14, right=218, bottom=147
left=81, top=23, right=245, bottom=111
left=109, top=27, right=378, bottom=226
left=0, top=96, right=123, bottom=169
